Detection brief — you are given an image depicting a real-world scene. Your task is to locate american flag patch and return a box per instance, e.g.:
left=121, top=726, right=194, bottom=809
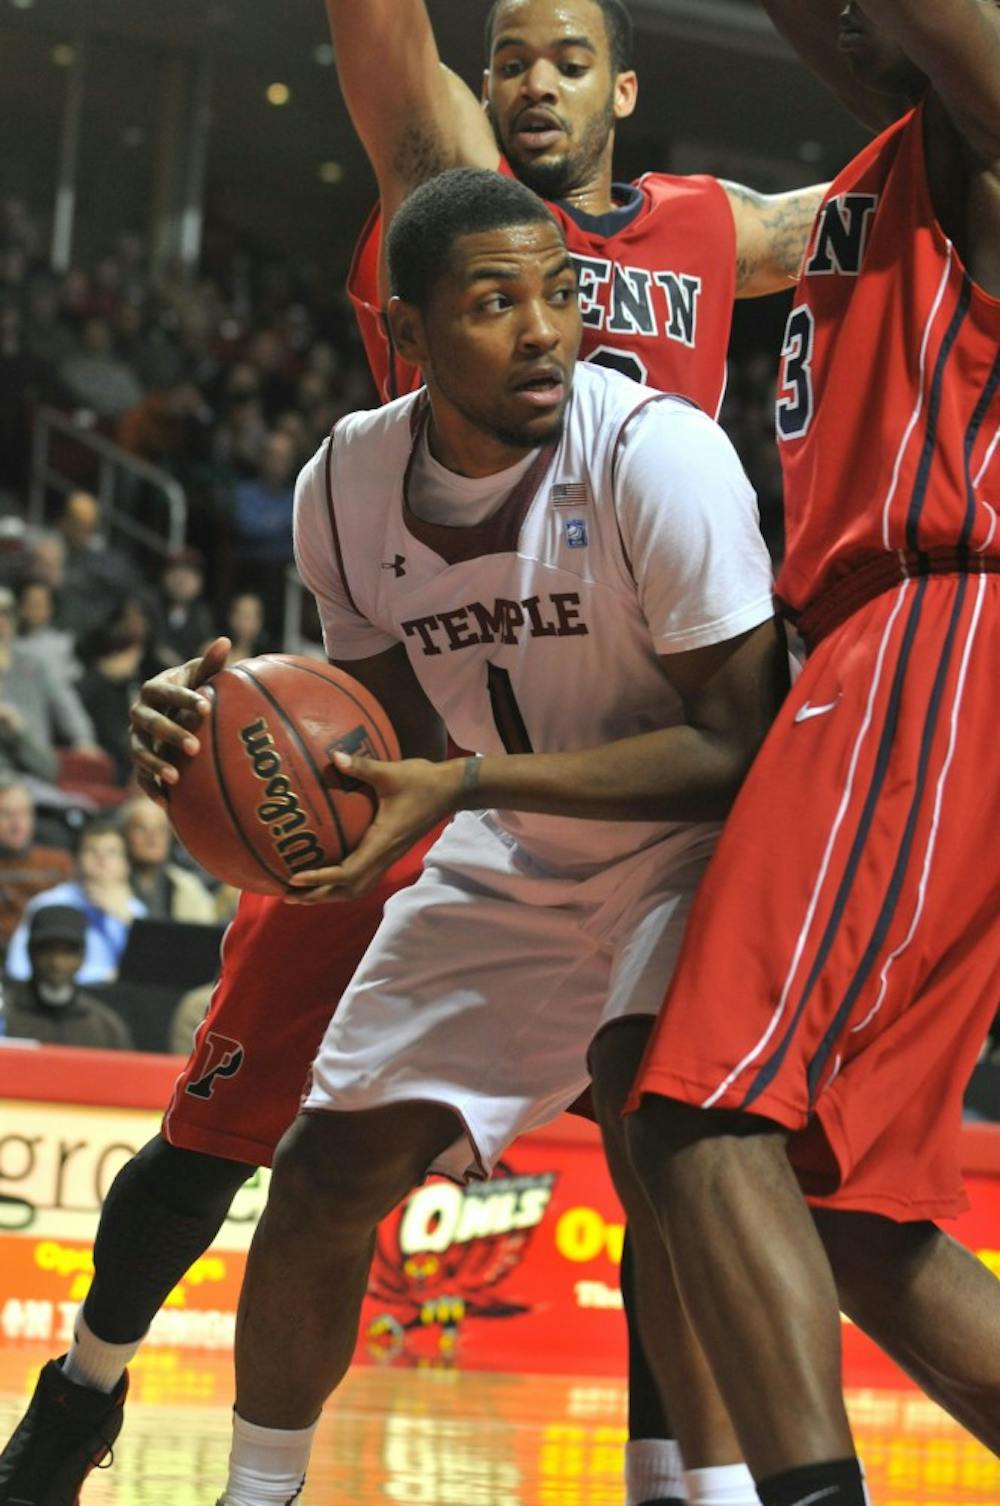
left=551, top=481, right=588, bottom=508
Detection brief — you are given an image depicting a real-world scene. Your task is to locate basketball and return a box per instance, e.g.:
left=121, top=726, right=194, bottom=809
left=166, top=655, right=400, bottom=895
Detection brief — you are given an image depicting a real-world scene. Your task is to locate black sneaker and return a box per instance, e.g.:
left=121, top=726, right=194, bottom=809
left=0, top=1358, right=128, bottom=1505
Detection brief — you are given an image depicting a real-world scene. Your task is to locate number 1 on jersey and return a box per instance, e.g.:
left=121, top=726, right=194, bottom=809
left=487, top=664, right=534, bottom=755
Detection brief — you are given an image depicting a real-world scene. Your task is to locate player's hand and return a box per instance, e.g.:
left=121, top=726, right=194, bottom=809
left=284, top=751, right=462, bottom=902
left=128, top=636, right=231, bottom=805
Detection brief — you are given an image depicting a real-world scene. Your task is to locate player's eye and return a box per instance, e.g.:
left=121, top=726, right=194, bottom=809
left=559, top=62, right=588, bottom=77
left=550, top=285, right=577, bottom=305
left=479, top=294, right=511, bottom=314
left=497, top=59, right=523, bottom=78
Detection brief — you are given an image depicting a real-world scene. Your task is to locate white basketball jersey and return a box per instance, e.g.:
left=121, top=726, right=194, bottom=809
left=295, top=363, right=773, bottom=872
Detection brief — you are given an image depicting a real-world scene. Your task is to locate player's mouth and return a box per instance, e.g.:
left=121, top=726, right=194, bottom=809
left=837, top=4, right=868, bottom=48
left=512, top=108, right=566, bottom=154
left=511, top=367, right=566, bottom=407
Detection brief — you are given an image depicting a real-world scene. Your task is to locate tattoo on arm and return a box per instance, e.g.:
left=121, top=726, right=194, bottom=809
left=725, top=181, right=828, bottom=293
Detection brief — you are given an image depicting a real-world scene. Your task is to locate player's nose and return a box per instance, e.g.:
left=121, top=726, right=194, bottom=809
left=520, top=58, right=559, bottom=100
left=517, top=298, right=561, bottom=351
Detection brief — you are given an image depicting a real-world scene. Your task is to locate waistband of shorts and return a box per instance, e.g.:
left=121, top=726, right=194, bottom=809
left=779, top=549, right=1000, bottom=653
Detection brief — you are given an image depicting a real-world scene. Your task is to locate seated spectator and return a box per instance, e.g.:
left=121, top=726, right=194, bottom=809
left=78, top=598, right=158, bottom=785
left=121, top=795, right=217, bottom=923
left=57, top=491, right=144, bottom=640
left=0, top=586, right=98, bottom=784
left=168, top=980, right=213, bottom=1055
left=2, top=904, right=133, bottom=1050
left=57, top=315, right=144, bottom=420
left=230, top=429, right=297, bottom=631
left=149, top=548, right=216, bottom=668
left=15, top=576, right=86, bottom=687
left=224, top=591, right=268, bottom=666
left=0, top=777, right=73, bottom=947
left=5, top=817, right=146, bottom=984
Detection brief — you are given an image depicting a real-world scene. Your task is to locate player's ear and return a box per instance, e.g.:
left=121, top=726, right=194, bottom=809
left=613, top=69, right=638, bottom=123
left=387, top=297, right=428, bottom=366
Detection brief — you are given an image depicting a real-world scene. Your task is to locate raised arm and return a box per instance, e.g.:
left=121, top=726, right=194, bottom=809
left=760, top=0, right=911, bottom=131
left=860, top=0, right=1000, bottom=160
left=325, top=0, right=497, bottom=227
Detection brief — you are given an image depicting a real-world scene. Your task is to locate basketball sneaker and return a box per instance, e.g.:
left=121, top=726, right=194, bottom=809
left=0, top=1358, right=128, bottom=1505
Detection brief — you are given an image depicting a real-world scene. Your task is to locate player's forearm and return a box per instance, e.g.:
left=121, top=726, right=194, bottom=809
left=455, top=725, right=760, bottom=825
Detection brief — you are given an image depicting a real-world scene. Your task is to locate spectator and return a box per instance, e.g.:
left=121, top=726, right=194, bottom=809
left=224, top=591, right=268, bottom=665
left=57, top=315, right=144, bottom=420
left=5, top=818, right=146, bottom=984
left=57, top=491, right=144, bottom=640
left=120, top=795, right=217, bottom=923
left=149, top=549, right=216, bottom=667
left=230, top=429, right=298, bottom=630
left=15, top=577, right=86, bottom=687
left=78, top=600, right=157, bottom=785
left=0, top=586, right=97, bottom=783
left=2, top=904, right=133, bottom=1050
left=0, top=777, right=73, bottom=947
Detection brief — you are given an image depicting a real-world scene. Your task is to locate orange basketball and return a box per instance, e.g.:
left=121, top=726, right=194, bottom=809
left=166, top=655, right=399, bottom=895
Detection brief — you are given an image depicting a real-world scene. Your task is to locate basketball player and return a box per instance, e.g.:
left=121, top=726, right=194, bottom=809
left=338, top=0, right=828, bottom=403
left=181, top=168, right=782, bottom=1506
left=625, top=3, right=1000, bottom=1503
left=0, top=6, right=828, bottom=1504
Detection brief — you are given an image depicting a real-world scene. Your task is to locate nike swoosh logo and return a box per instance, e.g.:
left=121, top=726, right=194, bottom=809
left=792, top=1488, right=841, bottom=1506
left=794, top=696, right=842, bottom=724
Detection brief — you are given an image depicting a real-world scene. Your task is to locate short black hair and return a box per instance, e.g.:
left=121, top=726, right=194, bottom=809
left=484, top=0, right=634, bottom=76
left=387, top=168, right=562, bottom=310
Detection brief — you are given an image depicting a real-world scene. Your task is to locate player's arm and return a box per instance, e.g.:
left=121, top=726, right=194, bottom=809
left=858, top=0, right=1000, bottom=160
left=450, top=620, right=786, bottom=822
left=288, top=621, right=788, bottom=901
left=758, top=0, right=911, bottom=130
left=723, top=181, right=829, bottom=297
left=325, top=0, right=496, bottom=231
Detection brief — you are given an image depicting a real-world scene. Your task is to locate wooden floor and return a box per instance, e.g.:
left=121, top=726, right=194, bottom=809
left=2, top=1349, right=998, bottom=1505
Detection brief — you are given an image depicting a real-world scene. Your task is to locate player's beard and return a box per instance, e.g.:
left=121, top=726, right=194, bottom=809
left=427, top=360, right=570, bottom=452
left=492, top=95, right=615, bottom=200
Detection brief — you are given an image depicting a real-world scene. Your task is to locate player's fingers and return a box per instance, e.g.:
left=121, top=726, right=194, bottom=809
left=129, top=701, right=201, bottom=757
left=135, top=766, right=170, bottom=808
left=128, top=731, right=182, bottom=787
left=330, top=750, right=392, bottom=791
left=190, top=637, right=231, bottom=689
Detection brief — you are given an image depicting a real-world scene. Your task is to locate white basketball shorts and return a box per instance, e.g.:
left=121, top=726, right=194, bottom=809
left=305, top=809, right=715, bottom=1182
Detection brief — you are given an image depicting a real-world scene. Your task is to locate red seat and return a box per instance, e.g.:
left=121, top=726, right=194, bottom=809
left=57, top=747, right=125, bottom=807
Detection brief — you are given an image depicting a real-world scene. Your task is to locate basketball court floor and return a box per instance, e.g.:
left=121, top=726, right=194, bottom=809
left=1, top=1347, right=997, bottom=1505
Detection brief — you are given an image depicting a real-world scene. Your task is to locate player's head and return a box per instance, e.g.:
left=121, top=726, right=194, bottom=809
left=483, top=0, right=637, bottom=199
left=836, top=3, right=928, bottom=98
left=388, top=170, right=580, bottom=458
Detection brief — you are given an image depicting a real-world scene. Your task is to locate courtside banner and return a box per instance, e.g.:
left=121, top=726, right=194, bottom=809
left=1, top=1045, right=999, bottom=1377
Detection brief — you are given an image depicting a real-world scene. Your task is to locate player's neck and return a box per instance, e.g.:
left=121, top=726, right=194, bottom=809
left=425, top=412, right=536, bottom=481
left=556, top=156, right=616, bottom=218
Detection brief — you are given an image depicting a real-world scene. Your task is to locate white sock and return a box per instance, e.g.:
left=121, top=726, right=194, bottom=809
left=685, top=1463, right=758, bottom=1505
left=221, top=1411, right=319, bottom=1506
left=626, top=1438, right=688, bottom=1503
left=61, top=1311, right=142, bottom=1394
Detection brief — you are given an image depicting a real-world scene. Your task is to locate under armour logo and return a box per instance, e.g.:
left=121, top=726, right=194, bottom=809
left=381, top=554, right=406, bottom=577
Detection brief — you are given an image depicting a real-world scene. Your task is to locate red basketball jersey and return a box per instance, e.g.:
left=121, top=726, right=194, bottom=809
left=347, top=169, right=736, bottom=415
left=775, top=106, right=1000, bottom=623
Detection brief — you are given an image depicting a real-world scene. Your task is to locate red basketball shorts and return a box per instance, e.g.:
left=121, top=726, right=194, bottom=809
left=162, top=831, right=440, bottom=1165
left=632, top=572, right=1000, bottom=1221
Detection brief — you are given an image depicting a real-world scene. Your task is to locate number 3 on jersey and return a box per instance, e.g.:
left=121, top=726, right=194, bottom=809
left=777, top=306, right=816, bottom=441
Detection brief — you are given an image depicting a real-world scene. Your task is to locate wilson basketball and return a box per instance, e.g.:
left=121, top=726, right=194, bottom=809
left=166, top=655, right=400, bottom=895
